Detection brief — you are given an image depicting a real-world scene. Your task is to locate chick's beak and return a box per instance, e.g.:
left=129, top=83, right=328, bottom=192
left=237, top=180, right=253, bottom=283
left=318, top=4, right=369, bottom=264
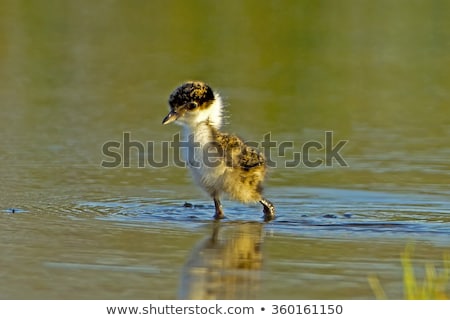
left=162, top=110, right=178, bottom=125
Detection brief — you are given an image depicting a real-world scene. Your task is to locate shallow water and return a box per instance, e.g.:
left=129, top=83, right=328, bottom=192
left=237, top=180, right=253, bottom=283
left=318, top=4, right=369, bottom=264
left=1, top=1, right=449, bottom=299
left=1, top=185, right=448, bottom=299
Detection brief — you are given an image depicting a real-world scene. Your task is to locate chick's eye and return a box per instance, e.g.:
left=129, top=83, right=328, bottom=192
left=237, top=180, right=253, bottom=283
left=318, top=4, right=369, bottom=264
left=187, top=102, right=198, bottom=110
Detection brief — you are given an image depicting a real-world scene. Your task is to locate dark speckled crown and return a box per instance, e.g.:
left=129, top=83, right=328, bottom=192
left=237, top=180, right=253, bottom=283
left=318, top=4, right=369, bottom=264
left=169, top=81, right=215, bottom=109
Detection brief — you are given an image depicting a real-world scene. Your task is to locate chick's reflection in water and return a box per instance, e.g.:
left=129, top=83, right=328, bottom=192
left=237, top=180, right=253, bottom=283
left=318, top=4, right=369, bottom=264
left=179, top=222, right=264, bottom=299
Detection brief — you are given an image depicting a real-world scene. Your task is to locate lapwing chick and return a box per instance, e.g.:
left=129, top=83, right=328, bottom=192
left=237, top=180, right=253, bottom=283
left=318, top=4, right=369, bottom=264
left=162, top=81, right=275, bottom=221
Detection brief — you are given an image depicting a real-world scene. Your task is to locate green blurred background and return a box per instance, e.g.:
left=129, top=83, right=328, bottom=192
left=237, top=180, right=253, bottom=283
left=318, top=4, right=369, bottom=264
left=1, top=0, right=449, bottom=195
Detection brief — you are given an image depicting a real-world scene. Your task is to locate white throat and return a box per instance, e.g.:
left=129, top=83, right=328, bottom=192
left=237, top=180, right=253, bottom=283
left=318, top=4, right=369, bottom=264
left=178, top=93, right=224, bottom=133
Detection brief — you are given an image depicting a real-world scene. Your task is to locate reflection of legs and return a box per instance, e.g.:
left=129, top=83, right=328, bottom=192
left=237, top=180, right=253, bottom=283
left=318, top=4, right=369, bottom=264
left=213, top=197, right=225, bottom=220
left=260, top=198, right=275, bottom=222
left=210, top=220, right=220, bottom=245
